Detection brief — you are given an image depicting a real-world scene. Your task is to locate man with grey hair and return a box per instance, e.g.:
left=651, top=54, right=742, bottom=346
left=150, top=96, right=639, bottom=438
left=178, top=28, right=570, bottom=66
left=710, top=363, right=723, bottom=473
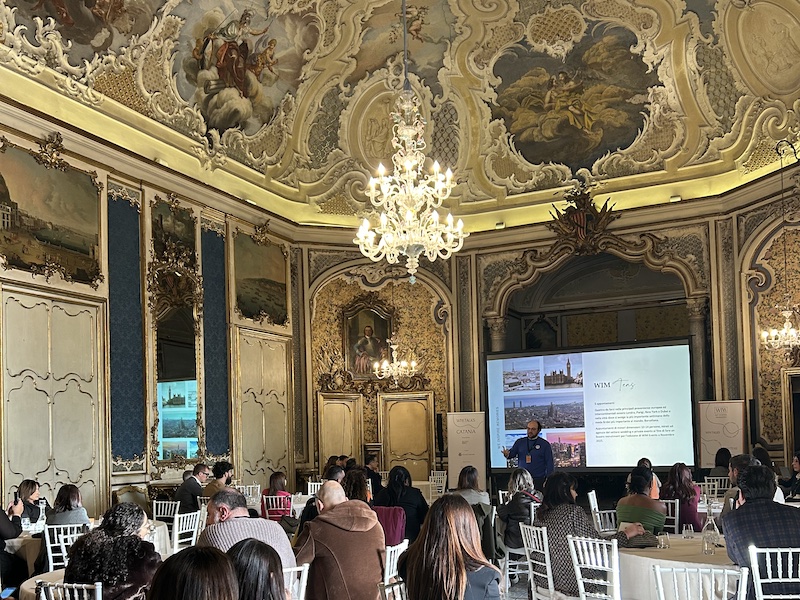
left=295, top=481, right=385, bottom=600
left=197, top=487, right=295, bottom=577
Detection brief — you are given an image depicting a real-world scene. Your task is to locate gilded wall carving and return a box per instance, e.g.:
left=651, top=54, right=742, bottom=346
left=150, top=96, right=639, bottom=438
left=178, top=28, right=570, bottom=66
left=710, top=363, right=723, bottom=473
left=566, top=312, right=617, bottom=347
left=635, top=305, right=689, bottom=340
left=310, top=275, right=449, bottom=453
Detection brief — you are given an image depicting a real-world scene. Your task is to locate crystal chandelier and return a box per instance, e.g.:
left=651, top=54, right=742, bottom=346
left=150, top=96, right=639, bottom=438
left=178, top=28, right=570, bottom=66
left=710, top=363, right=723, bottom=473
left=761, top=140, right=800, bottom=349
left=373, top=337, right=417, bottom=384
left=353, top=0, right=467, bottom=284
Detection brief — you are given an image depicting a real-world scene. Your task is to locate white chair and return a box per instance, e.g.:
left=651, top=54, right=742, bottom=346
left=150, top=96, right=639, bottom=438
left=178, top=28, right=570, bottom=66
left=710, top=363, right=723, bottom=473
left=307, top=481, right=323, bottom=495
left=45, top=524, right=86, bottom=571
left=521, top=524, right=555, bottom=599
left=705, top=477, right=730, bottom=497
left=696, top=481, right=718, bottom=501
left=663, top=498, right=680, bottom=534
left=58, top=532, right=84, bottom=568
left=567, top=535, right=620, bottom=600
left=748, top=545, right=800, bottom=600
left=588, top=490, right=601, bottom=513
left=653, top=565, right=748, bottom=600
left=384, top=539, right=409, bottom=584
left=171, top=511, right=201, bottom=553
left=196, top=503, right=209, bottom=536
left=36, top=581, right=102, bottom=600
left=378, top=580, right=408, bottom=600
left=498, top=490, right=512, bottom=505
left=198, top=495, right=211, bottom=507
left=500, top=502, right=538, bottom=593
left=283, top=563, right=310, bottom=600
left=262, top=494, right=292, bottom=520
left=152, top=500, right=180, bottom=528
left=367, top=479, right=373, bottom=495
left=241, top=484, right=262, bottom=499
left=429, top=471, right=447, bottom=497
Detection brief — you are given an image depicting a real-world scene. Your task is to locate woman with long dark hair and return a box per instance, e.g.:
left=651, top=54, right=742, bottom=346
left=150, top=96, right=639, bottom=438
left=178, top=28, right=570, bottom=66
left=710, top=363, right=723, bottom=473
left=148, top=546, right=238, bottom=600
left=452, top=466, right=489, bottom=505
left=66, top=502, right=161, bottom=600
left=534, top=472, right=648, bottom=597
left=709, top=448, right=732, bottom=477
left=660, top=462, right=703, bottom=531
left=46, top=484, right=91, bottom=526
left=17, top=479, right=50, bottom=523
left=373, top=465, right=428, bottom=542
left=227, top=539, right=286, bottom=600
left=261, top=471, right=291, bottom=520
left=399, top=494, right=500, bottom=600
left=616, top=466, right=667, bottom=534
left=779, top=451, right=800, bottom=497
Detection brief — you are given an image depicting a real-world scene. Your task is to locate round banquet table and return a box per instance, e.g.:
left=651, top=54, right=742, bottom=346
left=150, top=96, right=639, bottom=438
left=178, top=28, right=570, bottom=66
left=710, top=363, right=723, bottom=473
left=19, top=568, right=64, bottom=600
left=619, top=535, right=738, bottom=600
left=4, top=532, right=42, bottom=576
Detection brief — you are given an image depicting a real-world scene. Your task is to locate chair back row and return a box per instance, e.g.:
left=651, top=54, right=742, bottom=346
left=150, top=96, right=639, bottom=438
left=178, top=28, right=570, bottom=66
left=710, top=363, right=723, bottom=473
left=284, top=563, right=310, bottom=600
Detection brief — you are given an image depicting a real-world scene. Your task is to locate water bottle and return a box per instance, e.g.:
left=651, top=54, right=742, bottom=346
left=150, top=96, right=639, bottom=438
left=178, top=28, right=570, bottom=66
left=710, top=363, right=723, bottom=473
left=37, top=499, right=46, bottom=530
left=701, top=513, right=719, bottom=555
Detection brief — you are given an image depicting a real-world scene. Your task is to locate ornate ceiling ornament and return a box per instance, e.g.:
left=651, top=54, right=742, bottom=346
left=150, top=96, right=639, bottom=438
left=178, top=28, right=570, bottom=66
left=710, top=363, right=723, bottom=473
left=546, top=180, right=620, bottom=255
left=251, top=221, right=272, bottom=246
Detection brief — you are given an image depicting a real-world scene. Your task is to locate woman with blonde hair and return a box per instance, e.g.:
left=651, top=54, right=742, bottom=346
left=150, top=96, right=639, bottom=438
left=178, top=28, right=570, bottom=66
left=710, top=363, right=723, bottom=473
left=399, top=494, right=500, bottom=600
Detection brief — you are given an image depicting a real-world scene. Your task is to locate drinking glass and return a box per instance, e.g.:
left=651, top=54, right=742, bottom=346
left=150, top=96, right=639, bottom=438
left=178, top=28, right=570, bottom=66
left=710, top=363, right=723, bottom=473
left=682, top=524, right=694, bottom=538
left=702, top=536, right=716, bottom=555
left=657, top=532, right=670, bottom=549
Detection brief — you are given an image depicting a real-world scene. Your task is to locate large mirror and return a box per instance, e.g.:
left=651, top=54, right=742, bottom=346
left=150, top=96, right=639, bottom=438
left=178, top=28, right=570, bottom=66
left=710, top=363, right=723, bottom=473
left=148, top=196, right=205, bottom=471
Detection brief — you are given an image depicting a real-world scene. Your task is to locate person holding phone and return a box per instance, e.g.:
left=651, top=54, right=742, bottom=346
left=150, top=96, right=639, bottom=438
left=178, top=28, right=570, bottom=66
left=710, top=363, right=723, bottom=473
left=0, top=493, right=27, bottom=589
left=17, top=480, right=49, bottom=523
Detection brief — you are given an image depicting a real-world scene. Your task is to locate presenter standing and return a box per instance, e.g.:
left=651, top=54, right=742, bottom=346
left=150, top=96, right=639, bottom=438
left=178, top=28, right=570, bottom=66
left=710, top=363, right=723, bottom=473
left=502, top=420, right=554, bottom=490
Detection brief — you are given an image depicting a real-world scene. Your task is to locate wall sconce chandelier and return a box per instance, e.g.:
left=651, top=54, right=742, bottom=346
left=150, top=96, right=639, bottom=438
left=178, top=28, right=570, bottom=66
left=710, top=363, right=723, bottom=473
left=761, top=140, right=800, bottom=350
left=353, top=0, right=467, bottom=284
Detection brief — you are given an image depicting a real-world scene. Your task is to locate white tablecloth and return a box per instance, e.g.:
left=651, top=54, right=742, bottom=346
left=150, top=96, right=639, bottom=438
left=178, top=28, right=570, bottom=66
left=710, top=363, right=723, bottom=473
left=4, top=532, right=42, bottom=576
left=619, top=536, right=737, bottom=600
left=149, top=520, right=171, bottom=557
left=20, top=568, right=64, bottom=600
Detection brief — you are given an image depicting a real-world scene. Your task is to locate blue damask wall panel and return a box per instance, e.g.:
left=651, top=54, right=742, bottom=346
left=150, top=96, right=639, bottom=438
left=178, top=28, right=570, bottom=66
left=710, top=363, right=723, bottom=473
left=202, top=229, right=230, bottom=455
left=108, top=195, right=145, bottom=459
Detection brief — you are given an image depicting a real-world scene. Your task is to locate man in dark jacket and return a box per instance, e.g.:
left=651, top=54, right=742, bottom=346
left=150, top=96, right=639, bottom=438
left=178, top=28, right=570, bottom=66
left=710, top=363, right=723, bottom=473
left=294, top=481, right=385, bottom=600
left=174, top=463, right=209, bottom=513
left=1, top=497, right=27, bottom=588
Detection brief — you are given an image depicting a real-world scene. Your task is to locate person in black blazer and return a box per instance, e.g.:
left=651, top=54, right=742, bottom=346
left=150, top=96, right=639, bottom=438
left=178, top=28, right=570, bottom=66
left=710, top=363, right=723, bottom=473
left=174, top=464, right=210, bottom=513
left=373, top=465, right=428, bottom=543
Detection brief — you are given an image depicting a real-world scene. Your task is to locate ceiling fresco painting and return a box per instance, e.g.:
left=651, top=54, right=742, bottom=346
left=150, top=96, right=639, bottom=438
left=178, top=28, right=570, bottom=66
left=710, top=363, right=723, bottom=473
left=491, top=27, right=661, bottom=171
left=0, top=0, right=797, bottom=231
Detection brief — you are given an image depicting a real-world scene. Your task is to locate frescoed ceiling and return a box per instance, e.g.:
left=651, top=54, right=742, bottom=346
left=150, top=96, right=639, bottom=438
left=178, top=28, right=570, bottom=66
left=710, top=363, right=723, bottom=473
left=0, top=0, right=797, bottom=232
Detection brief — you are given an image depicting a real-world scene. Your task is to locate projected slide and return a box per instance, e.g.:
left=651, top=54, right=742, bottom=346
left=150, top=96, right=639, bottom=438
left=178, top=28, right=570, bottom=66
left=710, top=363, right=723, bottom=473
left=487, top=342, right=694, bottom=470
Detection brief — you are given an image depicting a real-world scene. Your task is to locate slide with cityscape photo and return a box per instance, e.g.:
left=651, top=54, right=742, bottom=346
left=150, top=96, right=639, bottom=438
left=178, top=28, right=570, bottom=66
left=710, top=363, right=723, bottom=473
left=486, top=342, right=694, bottom=470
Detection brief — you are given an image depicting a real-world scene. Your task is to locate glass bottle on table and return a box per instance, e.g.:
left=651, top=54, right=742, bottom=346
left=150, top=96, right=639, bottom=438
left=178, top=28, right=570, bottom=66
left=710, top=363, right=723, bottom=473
left=37, top=498, right=46, bottom=531
left=701, top=511, right=720, bottom=555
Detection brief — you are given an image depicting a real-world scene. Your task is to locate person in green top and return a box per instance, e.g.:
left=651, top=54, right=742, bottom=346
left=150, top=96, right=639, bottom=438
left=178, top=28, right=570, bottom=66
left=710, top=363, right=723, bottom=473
left=616, top=466, right=667, bottom=534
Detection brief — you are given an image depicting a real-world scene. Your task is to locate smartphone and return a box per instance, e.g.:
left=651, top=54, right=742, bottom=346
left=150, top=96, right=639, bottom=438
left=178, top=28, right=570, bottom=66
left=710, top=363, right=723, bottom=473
left=12, top=491, right=18, bottom=505
left=0, top=588, right=15, bottom=599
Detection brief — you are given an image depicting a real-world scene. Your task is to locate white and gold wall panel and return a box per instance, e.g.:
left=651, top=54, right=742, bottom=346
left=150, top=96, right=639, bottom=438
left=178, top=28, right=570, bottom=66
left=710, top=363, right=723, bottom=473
left=232, top=328, right=293, bottom=490
left=1, top=286, right=107, bottom=516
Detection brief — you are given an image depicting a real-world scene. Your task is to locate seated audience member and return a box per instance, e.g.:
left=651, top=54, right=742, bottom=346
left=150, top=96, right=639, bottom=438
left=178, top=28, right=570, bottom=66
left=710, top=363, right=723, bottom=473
left=625, top=458, right=662, bottom=499
left=204, top=461, right=234, bottom=498
left=723, top=464, right=800, bottom=600
left=752, top=447, right=781, bottom=478
left=299, top=466, right=344, bottom=530
left=321, top=456, right=339, bottom=477
left=399, top=494, right=500, bottom=600
left=616, top=466, right=666, bottom=534
left=720, top=453, right=783, bottom=522
left=534, top=472, right=650, bottom=598
left=46, top=484, right=91, bottom=525
left=336, top=455, right=349, bottom=468
left=65, top=502, right=161, bottom=600
left=364, top=454, right=383, bottom=493
left=452, top=465, right=490, bottom=506
left=174, top=464, right=210, bottom=513
left=0, top=497, right=26, bottom=588
left=148, top=546, right=238, bottom=600
left=18, top=479, right=50, bottom=523
left=261, top=471, right=292, bottom=520
left=197, top=487, right=296, bottom=583
left=294, top=481, right=385, bottom=600
left=344, top=458, right=358, bottom=472
left=709, top=447, right=732, bottom=477
left=660, top=462, right=703, bottom=532
left=181, top=469, right=192, bottom=481
left=341, top=468, right=371, bottom=504
left=497, top=468, right=542, bottom=550
left=373, top=465, right=428, bottom=543
left=779, top=451, right=800, bottom=497
left=227, top=539, right=286, bottom=600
